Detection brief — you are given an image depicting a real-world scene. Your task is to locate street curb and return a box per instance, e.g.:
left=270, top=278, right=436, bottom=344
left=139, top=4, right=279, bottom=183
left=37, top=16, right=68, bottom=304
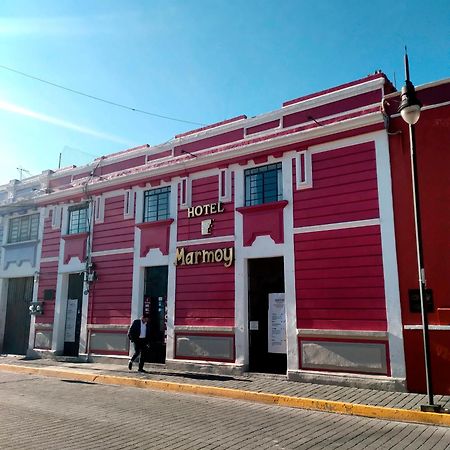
left=1, top=363, right=449, bottom=427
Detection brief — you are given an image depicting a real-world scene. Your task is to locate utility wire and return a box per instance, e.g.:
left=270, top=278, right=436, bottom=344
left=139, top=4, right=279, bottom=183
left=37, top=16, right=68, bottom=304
left=0, top=64, right=205, bottom=126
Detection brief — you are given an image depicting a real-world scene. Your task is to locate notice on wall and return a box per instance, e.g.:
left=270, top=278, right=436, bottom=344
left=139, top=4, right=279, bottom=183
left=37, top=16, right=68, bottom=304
left=268, top=293, right=286, bottom=354
left=64, top=299, right=78, bottom=342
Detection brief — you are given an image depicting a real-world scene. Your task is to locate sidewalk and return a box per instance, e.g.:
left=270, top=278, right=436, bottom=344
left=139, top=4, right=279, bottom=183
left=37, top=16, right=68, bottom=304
left=1, top=354, right=449, bottom=427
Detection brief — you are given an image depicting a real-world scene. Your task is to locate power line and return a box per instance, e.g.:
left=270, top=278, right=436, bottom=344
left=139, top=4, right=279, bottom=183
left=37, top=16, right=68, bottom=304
left=0, top=64, right=205, bottom=126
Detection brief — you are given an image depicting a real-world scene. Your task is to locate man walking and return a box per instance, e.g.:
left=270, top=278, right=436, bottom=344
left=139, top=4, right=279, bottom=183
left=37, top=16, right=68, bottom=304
left=127, top=314, right=151, bottom=372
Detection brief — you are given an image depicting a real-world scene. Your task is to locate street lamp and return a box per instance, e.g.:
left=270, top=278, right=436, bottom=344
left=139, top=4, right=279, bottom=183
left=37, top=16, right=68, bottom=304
left=398, top=51, right=442, bottom=413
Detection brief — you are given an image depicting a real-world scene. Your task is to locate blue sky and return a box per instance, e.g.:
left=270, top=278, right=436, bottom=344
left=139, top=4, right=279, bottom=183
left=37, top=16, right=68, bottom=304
left=0, top=0, right=448, bottom=185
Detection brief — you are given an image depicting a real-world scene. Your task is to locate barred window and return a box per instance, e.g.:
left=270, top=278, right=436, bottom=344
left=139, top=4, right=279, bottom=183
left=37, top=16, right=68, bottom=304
left=244, top=163, right=282, bottom=206
left=143, top=187, right=170, bottom=222
left=68, top=205, right=88, bottom=234
left=8, top=214, right=40, bottom=243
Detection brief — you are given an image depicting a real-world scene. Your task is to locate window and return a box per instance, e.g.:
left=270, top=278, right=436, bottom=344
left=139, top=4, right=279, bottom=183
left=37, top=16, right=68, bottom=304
left=8, top=214, right=39, bottom=243
left=244, top=162, right=282, bottom=206
left=143, top=186, right=170, bottom=222
left=68, top=205, right=88, bottom=234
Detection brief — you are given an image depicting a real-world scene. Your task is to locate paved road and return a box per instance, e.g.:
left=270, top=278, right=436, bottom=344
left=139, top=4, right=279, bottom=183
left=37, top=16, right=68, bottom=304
left=0, top=372, right=449, bottom=450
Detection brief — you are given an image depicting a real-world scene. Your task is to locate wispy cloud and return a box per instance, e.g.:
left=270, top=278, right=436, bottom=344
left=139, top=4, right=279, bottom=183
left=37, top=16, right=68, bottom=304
left=0, top=13, right=144, bottom=37
left=0, top=99, right=131, bottom=145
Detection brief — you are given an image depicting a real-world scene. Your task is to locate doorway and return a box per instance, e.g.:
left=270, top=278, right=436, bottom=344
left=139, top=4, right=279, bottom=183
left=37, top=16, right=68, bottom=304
left=143, top=266, right=168, bottom=363
left=3, top=277, right=33, bottom=355
left=248, top=257, right=286, bottom=374
left=63, top=273, right=84, bottom=356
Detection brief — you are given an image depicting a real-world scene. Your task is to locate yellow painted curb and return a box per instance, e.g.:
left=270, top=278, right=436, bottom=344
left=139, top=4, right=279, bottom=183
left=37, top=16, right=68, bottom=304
left=1, top=363, right=449, bottom=427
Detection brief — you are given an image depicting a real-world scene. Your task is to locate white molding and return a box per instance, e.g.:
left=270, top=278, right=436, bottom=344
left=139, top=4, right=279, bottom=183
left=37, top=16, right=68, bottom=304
left=36, top=111, right=384, bottom=203
left=294, top=150, right=312, bottom=190
left=102, top=189, right=125, bottom=199
left=51, top=205, right=62, bottom=230
left=123, top=190, right=135, bottom=219
left=91, top=248, right=134, bottom=258
left=88, top=324, right=128, bottom=330
left=165, top=183, right=178, bottom=360
left=282, top=155, right=299, bottom=372
left=29, top=208, right=45, bottom=350
left=404, top=325, right=450, bottom=331
left=233, top=163, right=247, bottom=367
left=176, top=235, right=235, bottom=247
left=374, top=130, right=406, bottom=379
left=93, top=196, right=105, bottom=224
left=178, top=177, right=191, bottom=210
left=281, top=77, right=384, bottom=113
left=40, top=257, right=59, bottom=263
left=174, top=325, right=235, bottom=333
left=219, top=168, right=232, bottom=203
left=294, top=218, right=380, bottom=234
left=297, top=329, right=388, bottom=340
left=308, top=132, right=376, bottom=154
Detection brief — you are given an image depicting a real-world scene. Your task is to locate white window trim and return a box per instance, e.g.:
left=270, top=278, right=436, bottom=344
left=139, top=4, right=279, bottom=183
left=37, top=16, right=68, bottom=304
left=295, top=150, right=313, bottom=190
left=124, top=190, right=135, bottom=219
left=179, top=177, right=192, bottom=210
left=94, top=196, right=105, bottom=224
left=219, top=168, right=232, bottom=203
left=51, top=205, right=62, bottom=230
left=7, top=213, right=40, bottom=244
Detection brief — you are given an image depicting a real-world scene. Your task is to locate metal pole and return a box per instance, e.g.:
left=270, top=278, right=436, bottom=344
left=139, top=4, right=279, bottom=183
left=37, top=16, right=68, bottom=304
left=408, top=123, right=434, bottom=408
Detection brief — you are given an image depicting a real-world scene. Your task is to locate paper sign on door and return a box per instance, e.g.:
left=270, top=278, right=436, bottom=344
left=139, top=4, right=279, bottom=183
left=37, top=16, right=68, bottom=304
left=268, top=293, right=286, bottom=354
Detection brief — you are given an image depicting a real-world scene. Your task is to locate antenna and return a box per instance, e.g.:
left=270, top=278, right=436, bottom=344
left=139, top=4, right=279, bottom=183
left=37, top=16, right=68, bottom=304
left=16, top=166, right=32, bottom=180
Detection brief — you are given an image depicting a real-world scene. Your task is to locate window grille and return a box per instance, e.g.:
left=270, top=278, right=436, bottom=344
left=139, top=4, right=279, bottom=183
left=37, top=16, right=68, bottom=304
left=143, top=186, right=170, bottom=222
left=244, top=162, right=282, bottom=206
left=68, top=205, right=88, bottom=234
left=8, top=214, right=39, bottom=243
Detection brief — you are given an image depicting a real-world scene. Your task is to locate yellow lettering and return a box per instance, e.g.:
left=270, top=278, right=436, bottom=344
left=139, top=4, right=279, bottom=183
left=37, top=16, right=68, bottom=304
left=194, top=205, right=203, bottom=217
left=175, top=247, right=185, bottom=265
left=187, top=207, right=195, bottom=218
left=202, top=250, right=215, bottom=263
left=217, top=202, right=224, bottom=213
left=194, top=251, right=202, bottom=264
left=185, top=251, right=194, bottom=265
left=210, top=203, right=217, bottom=214
left=223, top=247, right=234, bottom=268
left=215, top=249, right=223, bottom=263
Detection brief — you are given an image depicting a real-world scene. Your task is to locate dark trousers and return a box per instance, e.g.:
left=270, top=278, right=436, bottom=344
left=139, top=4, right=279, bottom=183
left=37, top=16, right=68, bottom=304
left=130, top=338, right=149, bottom=370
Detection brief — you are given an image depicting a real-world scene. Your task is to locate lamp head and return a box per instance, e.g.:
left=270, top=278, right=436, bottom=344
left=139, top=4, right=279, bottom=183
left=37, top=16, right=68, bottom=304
left=398, top=80, right=422, bottom=124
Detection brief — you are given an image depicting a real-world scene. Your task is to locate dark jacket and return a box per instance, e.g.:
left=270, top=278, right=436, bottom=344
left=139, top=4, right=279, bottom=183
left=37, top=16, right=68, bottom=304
left=127, top=319, right=151, bottom=343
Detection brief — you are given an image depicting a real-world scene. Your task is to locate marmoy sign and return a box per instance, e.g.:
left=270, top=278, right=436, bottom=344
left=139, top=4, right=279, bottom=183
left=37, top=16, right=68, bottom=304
left=175, top=246, right=234, bottom=268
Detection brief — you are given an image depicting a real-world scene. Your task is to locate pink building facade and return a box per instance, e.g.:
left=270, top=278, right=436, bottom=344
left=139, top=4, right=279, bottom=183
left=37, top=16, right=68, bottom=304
left=3, top=72, right=447, bottom=393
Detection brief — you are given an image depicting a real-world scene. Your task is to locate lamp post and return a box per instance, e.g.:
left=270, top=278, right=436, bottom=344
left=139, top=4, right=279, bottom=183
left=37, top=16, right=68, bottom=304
left=398, top=51, right=442, bottom=413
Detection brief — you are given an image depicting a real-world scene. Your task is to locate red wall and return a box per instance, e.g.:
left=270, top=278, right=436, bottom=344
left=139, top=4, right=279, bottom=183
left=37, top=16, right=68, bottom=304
left=293, top=142, right=379, bottom=227
left=295, top=226, right=387, bottom=331
left=41, top=213, right=61, bottom=258
left=177, top=175, right=234, bottom=242
left=35, top=261, right=58, bottom=324
left=89, top=254, right=133, bottom=325
left=92, top=196, right=135, bottom=252
left=175, top=243, right=235, bottom=327
left=389, top=103, right=450, bottom=394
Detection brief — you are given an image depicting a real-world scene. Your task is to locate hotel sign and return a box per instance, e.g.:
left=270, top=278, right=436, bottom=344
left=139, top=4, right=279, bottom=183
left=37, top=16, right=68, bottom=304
left=187, top=201, right=224, bottom=218
left=175, top=246, right=234, bottom=268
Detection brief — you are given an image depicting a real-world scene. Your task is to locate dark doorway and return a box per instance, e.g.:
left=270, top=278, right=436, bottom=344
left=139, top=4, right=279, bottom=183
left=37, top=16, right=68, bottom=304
left=63, top=273, right=84, bottom=356
left=144, top=266, right=168, bottom=363
left=248, top=257, right=286, bottom=374
left=3, top=277, right=33, bottom=355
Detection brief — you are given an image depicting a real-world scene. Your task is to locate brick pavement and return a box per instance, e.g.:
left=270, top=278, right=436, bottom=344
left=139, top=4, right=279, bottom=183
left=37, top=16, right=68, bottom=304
left=1, top=354, right=449, bottom=423
left=1, top=371, right=449, bottom=450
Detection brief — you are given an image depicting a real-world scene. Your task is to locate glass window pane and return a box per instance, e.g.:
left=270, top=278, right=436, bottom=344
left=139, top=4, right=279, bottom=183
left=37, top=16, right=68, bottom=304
left=143, top=187, right=170, bottom=222
left=244, top=163, right=282, bottom=206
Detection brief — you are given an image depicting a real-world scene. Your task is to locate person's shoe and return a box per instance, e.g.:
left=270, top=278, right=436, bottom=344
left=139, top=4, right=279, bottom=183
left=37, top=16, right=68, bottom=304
left=128, top=360, right=133, bottom=371
left=138, top=368, right=146, bottom=373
